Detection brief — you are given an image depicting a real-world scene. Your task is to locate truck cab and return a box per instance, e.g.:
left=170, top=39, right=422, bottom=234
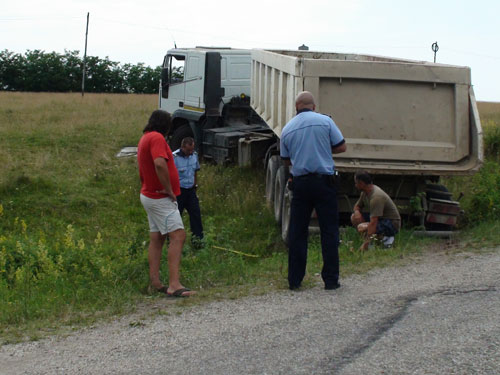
left=159, top=47, right=270, bottom=159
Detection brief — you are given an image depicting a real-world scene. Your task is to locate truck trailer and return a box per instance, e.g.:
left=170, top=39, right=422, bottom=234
left=159, top=47, right=483, bottom=241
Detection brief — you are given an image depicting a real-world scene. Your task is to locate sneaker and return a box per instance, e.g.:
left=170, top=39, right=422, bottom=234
left=191, top=237, right=204, bottom=250
left=382, top=236, right=395, bottom=248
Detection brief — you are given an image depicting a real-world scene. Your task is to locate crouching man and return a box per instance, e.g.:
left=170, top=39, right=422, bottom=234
left=351, top=171, right=401, bottom=250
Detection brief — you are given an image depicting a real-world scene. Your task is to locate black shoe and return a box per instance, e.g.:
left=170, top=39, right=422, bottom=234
left=325, top=282, right=341, bottom=290
left=191, top=237, right=204, bottom=250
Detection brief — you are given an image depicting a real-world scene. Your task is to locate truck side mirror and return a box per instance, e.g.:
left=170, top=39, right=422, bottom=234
left=161, top=67, right=169, bottom=98
left=161, top=67, right=169, bottom=82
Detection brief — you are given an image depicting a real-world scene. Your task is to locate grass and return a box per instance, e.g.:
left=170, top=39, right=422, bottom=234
left=0, top=92, right=499, bottom=344
left=445, top=101, right=500, bottom=224
left=477, top=102, right=500, bottom=161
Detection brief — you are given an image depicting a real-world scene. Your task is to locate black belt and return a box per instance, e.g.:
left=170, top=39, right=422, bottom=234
left=295, top=173, right=331, bottom=180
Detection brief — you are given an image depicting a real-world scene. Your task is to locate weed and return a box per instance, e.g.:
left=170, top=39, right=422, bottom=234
left=446, top=101, right=500, bottom=224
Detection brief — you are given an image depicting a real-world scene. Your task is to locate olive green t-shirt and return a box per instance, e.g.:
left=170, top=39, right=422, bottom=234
left=355, top=185, right=401, bottom=230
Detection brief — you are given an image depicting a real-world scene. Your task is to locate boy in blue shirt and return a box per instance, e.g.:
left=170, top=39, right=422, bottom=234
left=173, top=137, right=204, bottom=246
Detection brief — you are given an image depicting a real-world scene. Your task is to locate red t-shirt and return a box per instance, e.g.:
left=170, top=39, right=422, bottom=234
left=137, top=131, right=181, bottom=199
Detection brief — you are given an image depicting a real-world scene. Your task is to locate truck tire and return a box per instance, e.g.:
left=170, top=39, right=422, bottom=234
left=425, top=183, right=453, bottom=200
left=425, top=184, right=455, bottom=231
left=274, top=166, right=288, bottom=224
left=281, top=185, right=292, bottom=246
left=265, top=155, right=280, bottom=205
left=169, top=124, right=194, bottom=151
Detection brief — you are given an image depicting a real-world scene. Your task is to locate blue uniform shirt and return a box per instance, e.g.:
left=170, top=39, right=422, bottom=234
left=173, top=149, right=200, bottom=189
left=280, top=109, right=345, bottom=177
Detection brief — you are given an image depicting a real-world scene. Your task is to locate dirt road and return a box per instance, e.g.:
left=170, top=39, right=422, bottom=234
left=1, top=248, right=499, bottom=375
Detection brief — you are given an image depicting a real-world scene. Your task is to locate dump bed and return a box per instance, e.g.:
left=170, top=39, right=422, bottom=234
left=250, top=49, right=483, bottom=175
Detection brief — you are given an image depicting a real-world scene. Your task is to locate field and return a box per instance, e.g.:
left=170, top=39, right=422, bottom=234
left=0, top=92, right=499, bottom=343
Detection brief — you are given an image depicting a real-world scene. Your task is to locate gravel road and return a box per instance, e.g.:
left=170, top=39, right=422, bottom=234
left=1, top=248, right=499, bottom=375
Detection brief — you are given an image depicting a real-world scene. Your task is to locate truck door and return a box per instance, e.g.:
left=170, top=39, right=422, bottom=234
left=183, top=54, right=205, bottom=112
left=160, top=53, right=205, bottom=115
left=161, top=54, right=186, bottom=114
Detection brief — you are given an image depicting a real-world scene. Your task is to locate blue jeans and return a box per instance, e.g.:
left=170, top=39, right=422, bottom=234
left=362, top=213, right=398, bottom=236
left=288, top=174, right=339, bottom=289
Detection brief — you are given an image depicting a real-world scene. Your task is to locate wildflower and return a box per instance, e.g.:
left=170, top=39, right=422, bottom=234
left=94, top=232, right=103, bottom=246
left=64, top=225, right=75, bottom=248
left=78, top=239, right=85, bottom=250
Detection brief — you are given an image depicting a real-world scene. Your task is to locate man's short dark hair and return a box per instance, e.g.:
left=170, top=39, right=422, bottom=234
left=354, top=171, right=372, bottom=185
left=143, top=110, right=172, bottom=135
left=181, top=137, right=195, bottom=147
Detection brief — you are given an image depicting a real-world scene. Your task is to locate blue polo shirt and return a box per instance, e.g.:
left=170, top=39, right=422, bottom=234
left=280, top=109, right=344, bottom=177
left=173, top=149, right=200, bottom=189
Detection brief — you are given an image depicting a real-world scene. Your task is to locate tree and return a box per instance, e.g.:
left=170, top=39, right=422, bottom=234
left=0, top=49, right=161, bottom=94
left=0, top=50, right=25, bottom=90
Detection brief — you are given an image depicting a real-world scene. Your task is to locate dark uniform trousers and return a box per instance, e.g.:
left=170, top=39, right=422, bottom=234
left=177, top=187, right=204, bottom=240
left=288, top=174, right=339, bottom=289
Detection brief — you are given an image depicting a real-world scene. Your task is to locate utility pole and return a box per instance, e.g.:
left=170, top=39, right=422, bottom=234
left=82, top=12, right=89, bottom=97
left=432, top=41, right=439, bottom=63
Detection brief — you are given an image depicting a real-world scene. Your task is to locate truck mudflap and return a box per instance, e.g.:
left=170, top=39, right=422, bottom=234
left=425, top=198, right=461, bottom=227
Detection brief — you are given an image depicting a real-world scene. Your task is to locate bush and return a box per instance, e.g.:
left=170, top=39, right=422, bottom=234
left=0, top=216, right=147, bottom=325
left=0, top=49, right=161, bottom=93
left=458, top=161, right=500, bottom=224
left=483, top=121, right=500, bottom=161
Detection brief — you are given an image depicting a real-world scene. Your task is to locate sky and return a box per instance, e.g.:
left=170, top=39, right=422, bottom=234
left=1, top=0, right=499, bottom=101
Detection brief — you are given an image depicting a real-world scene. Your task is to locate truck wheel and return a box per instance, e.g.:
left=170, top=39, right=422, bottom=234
left=281, top=185, right=292, bottom=246
left=169, top=124, right=193, bottom=151
left=265, top=155, right=280, bottom=205
left=425, top=183, right=453, bottom=200
left=425, top=184, right=455, bottom=231
left=274, top=166, right=288, bottom=224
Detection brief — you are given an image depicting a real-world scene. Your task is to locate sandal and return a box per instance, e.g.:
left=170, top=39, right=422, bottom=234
left=167, top=287, right=194, bottom=298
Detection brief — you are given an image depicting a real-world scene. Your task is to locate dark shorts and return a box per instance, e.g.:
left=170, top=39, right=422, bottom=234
left=362, top=213, right=398, bottom=237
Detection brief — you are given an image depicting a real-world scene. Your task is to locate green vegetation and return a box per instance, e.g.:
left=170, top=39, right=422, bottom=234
left=0, top=49, right=164, bottom=93
left=445, top=102, right=500, bottom=224
left=0, top=93, right=499, bottom=344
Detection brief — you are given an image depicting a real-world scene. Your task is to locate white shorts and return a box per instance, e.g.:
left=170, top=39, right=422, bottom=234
left=140, top=194, right=184, bottom=235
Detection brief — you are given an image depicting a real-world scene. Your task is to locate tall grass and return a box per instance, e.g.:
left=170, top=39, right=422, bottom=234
left=0, top=93, right=157, bottom=340
left=446, top=101, right=500, bottom=224
left=0, top=93, right=498, bottom=343
left=0, top=93, right=288, bottom=341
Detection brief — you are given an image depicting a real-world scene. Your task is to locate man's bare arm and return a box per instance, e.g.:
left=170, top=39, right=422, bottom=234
left=332, top=142, right=347, bottom=154
left=154, top=157, right=176, bottom=201
left=360, top=216, right=378, bottom=250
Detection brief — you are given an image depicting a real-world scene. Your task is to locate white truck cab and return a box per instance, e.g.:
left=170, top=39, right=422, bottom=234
left=160, top=47, right=252, bottom=121
left=159, top=47, right=271, bottom=160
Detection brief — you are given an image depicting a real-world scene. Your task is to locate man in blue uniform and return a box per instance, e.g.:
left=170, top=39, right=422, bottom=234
left=280, top=91, right=346, bottom=290
left=173, top=137, right=204, bottom=245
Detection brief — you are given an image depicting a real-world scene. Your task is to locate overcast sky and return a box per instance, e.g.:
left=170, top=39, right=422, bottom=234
left=1, top=0, right=499, bottom=101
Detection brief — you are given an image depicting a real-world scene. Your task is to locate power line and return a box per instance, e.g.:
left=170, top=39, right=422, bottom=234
left=3, top=14, right=499, bottom=61
left=0, top=16, right=83, bottom=21
left=445, top=48, right=500, bottom=60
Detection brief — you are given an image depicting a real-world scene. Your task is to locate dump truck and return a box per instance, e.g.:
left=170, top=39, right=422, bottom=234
left=159, top=47, right=483, bottom=240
